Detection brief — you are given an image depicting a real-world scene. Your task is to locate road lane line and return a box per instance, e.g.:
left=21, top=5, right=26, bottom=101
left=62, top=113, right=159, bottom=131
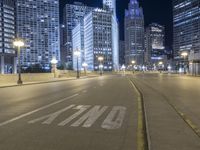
left=0, top=94, right=79, bottom=127
left=101, top=106, right=126, bottom=130
left=28, top=105, right=75, bottom=124
left=71, top=105, right=108, bottom=128
left=58, top=105, right=91, bottom=126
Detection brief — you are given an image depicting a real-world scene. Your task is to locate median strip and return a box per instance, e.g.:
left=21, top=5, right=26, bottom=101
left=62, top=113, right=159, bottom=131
left=129, top=79, right=150, bottom=150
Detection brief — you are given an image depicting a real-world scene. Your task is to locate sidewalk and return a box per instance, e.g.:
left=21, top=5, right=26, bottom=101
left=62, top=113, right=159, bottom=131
left=0, top=75, right=98, bottom=88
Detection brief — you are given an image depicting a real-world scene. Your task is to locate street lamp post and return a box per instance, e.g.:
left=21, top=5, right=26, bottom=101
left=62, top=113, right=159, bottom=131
left=13, top=39, right=24, bottom=85
left=158, top=61, right=163, bottom=73
left=82, top=62, right=88, bottom=76
left=181, top=52, right=188, bottom=74
left=121, top=65, right=126, bottom=76
left=74, top=49, right=81, bottom=79
left=131, top=60, right=136, bottom=74
left=51, top=58, right=58, bottom=78
left=98, top=56, right=104, bottom=76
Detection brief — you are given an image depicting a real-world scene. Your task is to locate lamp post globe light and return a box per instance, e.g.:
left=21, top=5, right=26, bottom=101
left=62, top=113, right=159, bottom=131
left=13, top=39, right=25, bottom=85
left=121, top=65, right=126, bottom=76
left=74, top=49, right=81, bottom=79
left=158, top=61, right=164, bottom=73
left=131, top=60, right=136, bottom=73
left=51, top=58, right=58, bottom=78
left=98, top=56, right=104, bottom=76
left=82, top=62, right=88, bottom=76
left=181, top=51, right=188, bottom=74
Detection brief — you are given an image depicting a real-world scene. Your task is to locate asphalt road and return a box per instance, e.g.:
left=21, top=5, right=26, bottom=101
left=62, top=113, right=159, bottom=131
left=0, top=75, right=138, bottom=150
left=1, top=73, right=200, bottom=150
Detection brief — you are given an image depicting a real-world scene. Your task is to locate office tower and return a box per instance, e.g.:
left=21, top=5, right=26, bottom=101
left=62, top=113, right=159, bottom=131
left=119, top=41, right=125, bottom=66
left=103, top=0, right=119, bottom=70
left=0, top=0, right=16, bottom=74
left=72, top=23, right=84, bottom=71
left=103, top=0, right=116, bottom=16
left=63, top=2, right=93, bottom=69
left=125, top=0, right=144, bottom=66
left=145, top=23, right=165, bottom=66
left=84, top=9, right=113, bottom=71
left=173, top=0, right=200, bottom=75
left=16, top=0, right=60, bottom=68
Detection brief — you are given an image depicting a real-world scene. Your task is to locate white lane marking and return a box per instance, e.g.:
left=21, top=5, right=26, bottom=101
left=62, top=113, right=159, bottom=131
left=0, top=94, right=79, bottom=127
left=82, top=90, right=87, bottom=93
left=28, top=105, right=75, bottom=124
left=58, top=105, right=91, bottom=126
left=101, top=106, right=126, bottom=130
left=71, top=106, right=108, bottom=128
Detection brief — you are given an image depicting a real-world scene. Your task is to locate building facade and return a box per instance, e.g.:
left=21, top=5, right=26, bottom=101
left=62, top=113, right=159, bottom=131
left=125, top=0, right=144, bottom=66
left=119, top=40, right=125, bottom=66
left=63, top=2, right=93, bottom=69
left=84, top=9, right=113, bottom=71
left=72, top=23, right=84, bottom=71
left=145, top=23, right=165, bottom=67
left=173, top=0, right=200, bottom=75
left=16, top=0, right=60, bottom=69
left=0, top=0, right=16, bottom=74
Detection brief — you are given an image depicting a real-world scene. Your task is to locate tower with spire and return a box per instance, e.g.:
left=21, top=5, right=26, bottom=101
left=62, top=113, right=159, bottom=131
left=125, top=0, right=145, bottom=66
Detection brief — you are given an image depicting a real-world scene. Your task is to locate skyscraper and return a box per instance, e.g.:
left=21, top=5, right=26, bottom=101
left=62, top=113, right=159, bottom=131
left=0, top=0, right=16, bottom=74
left=63, top=2, right=93, bottom=69
left=125, top=0, right=144, bottom=66
left=173, top=0, right=200, bottom=75
left=145, top=23, right=165, bottom=66
left=103, top=0, right=119, bottom=70
left=84, top=8, right=113, bottom=71
left=16, top=0, right=60, bottom=68
left=103, top=0, right=116, bottom=16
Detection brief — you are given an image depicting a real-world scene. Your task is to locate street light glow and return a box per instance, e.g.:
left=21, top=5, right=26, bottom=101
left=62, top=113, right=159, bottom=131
left=158, top=61, right=163, bottom=65
left=74, top=50, right=81, bottom=57
left=82, top=62, right=88, bottom=67
left=99, top=64, right=104, bottom=69
left=131, top=60, right=136, bottom=64
left=181, top=52, right=188, bottom=57
left=51, top=58, right=58, bottom=65
left=98, top=56, right=104, bottom=61
left=13, top=39, right=24, bottom=47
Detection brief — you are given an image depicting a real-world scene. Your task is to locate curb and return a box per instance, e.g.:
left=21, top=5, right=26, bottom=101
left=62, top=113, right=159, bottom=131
left=0, top=75, right=98, bottom=89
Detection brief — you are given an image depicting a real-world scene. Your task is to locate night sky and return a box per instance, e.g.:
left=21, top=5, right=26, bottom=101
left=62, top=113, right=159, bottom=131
left=60, top=0, right=173, bottom=48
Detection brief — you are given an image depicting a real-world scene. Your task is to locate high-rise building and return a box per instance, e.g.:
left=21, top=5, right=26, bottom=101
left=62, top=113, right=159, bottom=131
left=16, top=0, right=60, bottom=68
left=72, top=23, right=84, bottom=71
left=0, top=0, right=16, bottom=74
left=103, top=0, right=116, bottom=16
left=119, top=41, right=125, bottom=66
left=84, top=8, right=113, bottom=71
left=125, top=0, right=144, bottom=66
left=145, top=23, right=165, bottom=66
left=173, top=0, right=200, bottom=75
left=103, top=0, right=119, bottom=70
left=63, top=2, right=93, bottom=69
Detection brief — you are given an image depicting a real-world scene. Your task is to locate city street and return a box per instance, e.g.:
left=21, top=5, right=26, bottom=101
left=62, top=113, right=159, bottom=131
left=0, top=73, right=200, bottom=150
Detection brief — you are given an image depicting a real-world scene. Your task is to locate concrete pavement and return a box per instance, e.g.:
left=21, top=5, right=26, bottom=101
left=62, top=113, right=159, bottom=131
left=131, top=73, right=200, bottom=150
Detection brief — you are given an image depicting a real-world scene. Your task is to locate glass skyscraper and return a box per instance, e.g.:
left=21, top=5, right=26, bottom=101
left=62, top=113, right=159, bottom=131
left=16, top=0, right=60, bottom=68
left=63, top=2, right=93, bottom=69
left=125, top=0, right=144, bottom=66
left=0, top=0, right=16, bottom=74
left=173, top=0, right=200, bottom=75
left=84, top=8, right=113, bottom=71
